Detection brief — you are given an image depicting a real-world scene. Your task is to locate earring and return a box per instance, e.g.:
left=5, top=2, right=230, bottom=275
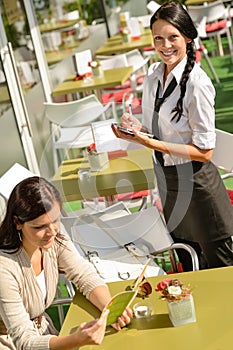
left=18, top=231, right=22, bottom=242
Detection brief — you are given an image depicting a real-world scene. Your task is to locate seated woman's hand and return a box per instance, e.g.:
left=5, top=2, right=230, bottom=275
left=74, top=309, right=109, bottom=347
left=111, top=307, right=133, bottom=331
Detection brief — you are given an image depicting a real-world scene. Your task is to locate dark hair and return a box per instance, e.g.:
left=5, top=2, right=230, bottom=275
left=150, top=2, right=198, bottom=122
left=0, top=176, right=63, bottom=251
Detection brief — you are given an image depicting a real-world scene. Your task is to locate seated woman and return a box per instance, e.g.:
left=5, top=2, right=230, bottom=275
left=0, top=176, right=132, bottom=349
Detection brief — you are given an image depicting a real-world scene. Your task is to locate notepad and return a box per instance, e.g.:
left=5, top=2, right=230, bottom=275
left=91, top=119, right=122, bottom=153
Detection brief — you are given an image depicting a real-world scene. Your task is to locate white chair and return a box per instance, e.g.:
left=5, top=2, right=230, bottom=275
left=44, top=94, right=116, bottom=171
left=98, top=49, right=150, bottom=90
left=67, top=206, right=199, bottom=283
left=211, top=128, right=233, bottom=207
left=98, top=50, right=150, bottom=110
left=0, top=163, right=36, bottom=221
left=212, top=128, right=233, bottom=179
left=19, top=61, right=37, bottom=88
left=125, top=49, right=150, bottom=92
left=0, top=163, right=36, bottom=201
left=61, top=201, right=132, bottom=234
left=42, top=32, right=62, bottom=52
left=194, top=35, right=221, bottom=85
left=187, top=0, right=233, bottom=62
left=146, top=1, right=161, bottom=14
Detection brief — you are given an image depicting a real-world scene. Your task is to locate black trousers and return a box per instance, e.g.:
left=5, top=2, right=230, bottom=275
left=172, top=236, right=233, bottom=271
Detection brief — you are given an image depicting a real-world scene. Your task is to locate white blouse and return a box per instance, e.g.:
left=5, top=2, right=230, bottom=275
left=36, top=269, right=47, bottom=302
left=142, top=56, right=216, bottom=166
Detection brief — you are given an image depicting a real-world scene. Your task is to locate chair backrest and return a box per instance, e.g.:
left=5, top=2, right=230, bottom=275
left=42, top=32, right=62, bottom=51
left=98, top=50, right=148, bottom=76
left=71, top=206, right=172, bottom=254
left=44, top=94, right=106, bottom=128
left=19, top=61, right=37, bottom=86
left=0, top=163, right=36, bottom=201
left=61, top=201, right=132, bottom=236
left=69, top=206, right=199, bottom=274
left=137, top=15, right=152, bottom=29
left=212, top=128, right=233, bottom=173
left=100, top=55, right=128, bottom=71
left=146, top=0, right=161, bottom=14
left=188, top=0, right=228, bottom=24
left=125, top=49, right=149, bottom=73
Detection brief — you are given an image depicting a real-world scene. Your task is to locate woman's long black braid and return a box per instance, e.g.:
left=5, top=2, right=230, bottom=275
left=171, top=41, right=196, bottom=122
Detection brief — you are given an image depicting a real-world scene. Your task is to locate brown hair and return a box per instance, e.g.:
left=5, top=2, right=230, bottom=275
left=0, top=176, right=64, bottom=251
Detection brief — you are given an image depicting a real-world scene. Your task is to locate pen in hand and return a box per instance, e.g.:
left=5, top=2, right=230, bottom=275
left=128, top=104, right=134, bottom=127
left=129, top=103, right=133, bottom=117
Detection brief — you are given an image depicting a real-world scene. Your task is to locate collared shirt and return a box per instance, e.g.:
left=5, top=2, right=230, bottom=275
left=142, top=56, right=216, bottom=166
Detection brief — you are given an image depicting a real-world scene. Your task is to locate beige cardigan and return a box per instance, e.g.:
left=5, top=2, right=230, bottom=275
left=0, top=235, right=106, bottom=349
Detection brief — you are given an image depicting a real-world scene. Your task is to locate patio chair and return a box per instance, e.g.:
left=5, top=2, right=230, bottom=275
left=98, top=50, right=150, bottom=111
left=66, top=206, right=199, bottom=282
left=61, top=201, right=132, bottom=231
left=212, top=128, right=233, bottom=205
left=194, top=35, right=220, bottom=85
left=212, top=128, right=233, bottom=178
left=187, top=0, right=233, bottom=62
left=44, top=94, right=116, bottom=171
left=146, top=1, right=161, bottom=14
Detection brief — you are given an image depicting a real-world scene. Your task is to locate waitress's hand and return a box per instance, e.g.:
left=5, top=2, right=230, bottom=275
left=111, top=113, right=142, bottom=142
left=111, top=121, right=152, bottom=148
left=121, top=113, right=142, bottom=130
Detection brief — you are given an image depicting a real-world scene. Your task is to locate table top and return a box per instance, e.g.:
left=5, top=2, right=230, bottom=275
left=52, top=147, right=155, bottom=202
left=52, top=66, right=133, bottom=97
left=39, top=19, right=79, bottom=33
left=43, top=38, right=82, bottom=65
left=60, top=266, right=233, bottom=349
left=45, top=50, right=71, bottom=65
left=185, top=0, right=216, bottom=5
left=0, top=85, right=10, bottom=104
left=95, top=29, right=153, bottom=56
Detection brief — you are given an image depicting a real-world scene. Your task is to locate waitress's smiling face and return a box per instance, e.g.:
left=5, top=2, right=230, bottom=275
left=152, top=19, right=191, bottom=74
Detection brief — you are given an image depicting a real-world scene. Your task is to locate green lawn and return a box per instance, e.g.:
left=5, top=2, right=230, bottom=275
left=201, top=54, right=233, bottom=133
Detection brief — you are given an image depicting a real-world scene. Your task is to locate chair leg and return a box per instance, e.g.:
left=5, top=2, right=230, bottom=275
left=216, top=34, right=224, bottom=56
left=201, top=45, right=221, bottom=85
left=169, top=250, right=178, bottom=273
left=55, top=284, right=65, bottom=326
left=226, top=27, right=233, bottom=63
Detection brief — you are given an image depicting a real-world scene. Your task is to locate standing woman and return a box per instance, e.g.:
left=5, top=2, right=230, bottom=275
left=0, top=176, right=132, bottom=349
left=112, top=1, right=233, bottom=271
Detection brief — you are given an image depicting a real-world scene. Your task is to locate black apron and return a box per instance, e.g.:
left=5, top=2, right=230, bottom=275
left=153, top=160, right=233, bottom=242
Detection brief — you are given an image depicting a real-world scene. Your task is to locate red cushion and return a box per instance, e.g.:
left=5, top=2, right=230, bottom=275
left=205, top=20, right=227, bottom=33
left=103, top=79, right=131, bottom=91
left=227, top=190, right=233, bottom=205
left=101, top=87, right=132, bottom=104
left=117, top=190, right=149, bottom=200
left=143, top=46, right=155, bottom=51
left=195, top=50, right=202, bottom=63
left=87, top=190, right=149, bottom=202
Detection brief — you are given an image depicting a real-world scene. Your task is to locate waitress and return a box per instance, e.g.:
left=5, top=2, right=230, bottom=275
left=112, top=1, right=233, bottom=271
